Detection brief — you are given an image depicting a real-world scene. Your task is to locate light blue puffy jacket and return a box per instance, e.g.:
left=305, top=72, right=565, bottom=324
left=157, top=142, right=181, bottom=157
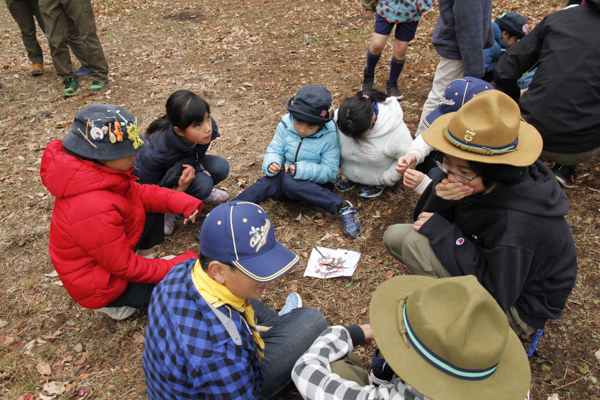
left=262, top=113, right=340, bottom=184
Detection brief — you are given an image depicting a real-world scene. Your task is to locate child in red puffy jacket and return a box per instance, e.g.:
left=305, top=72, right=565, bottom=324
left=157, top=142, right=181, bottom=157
left=40, top=104, right=203, bottom=320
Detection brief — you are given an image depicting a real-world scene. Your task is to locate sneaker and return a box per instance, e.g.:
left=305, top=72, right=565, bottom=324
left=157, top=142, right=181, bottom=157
left=89, top=80, right=110, bottom=93
left=361, top=71, right=375, bottom=91
left=385, top=80, right=403, bottom=100
left=369, top=348, right=395, bottom=385
left=360, top=185, right=385, bottom=198
left=164, top=213, right=177, bottom=236
left=337, top=200, right=361, bottom=238
left=335, top=179, right=357, bottom=192
left=31, top=63, right=44, bottom=76
left=96, top=306, right=137, bottom=320
left=203, top=188, right=229, bottom=204
left=62, top=78, right=80, bottom=97
left=279, top=292, right=302, bottom=316
left=552, top=164, right=576, bottom=189
left=75, top=66, right=94, bottom=77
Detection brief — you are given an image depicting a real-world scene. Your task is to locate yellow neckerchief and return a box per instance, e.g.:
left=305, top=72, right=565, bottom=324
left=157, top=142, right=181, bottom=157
left=190, top=260, right=265, bottom=359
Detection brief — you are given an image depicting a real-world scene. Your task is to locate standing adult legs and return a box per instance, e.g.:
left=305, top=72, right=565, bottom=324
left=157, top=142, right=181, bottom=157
left=39, top=0, right=73, bottom=78
left=6, top=0, right=44, bottom=64
left=415, top=57, right=464, bottom=136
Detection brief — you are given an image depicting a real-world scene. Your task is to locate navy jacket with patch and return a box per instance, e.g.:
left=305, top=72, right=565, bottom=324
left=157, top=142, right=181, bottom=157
left=415, top=161, right=577, bottom=329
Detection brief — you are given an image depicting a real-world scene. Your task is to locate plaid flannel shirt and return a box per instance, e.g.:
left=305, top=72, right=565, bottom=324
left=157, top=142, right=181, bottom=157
left=292, top=326, right=428, bottom=400
left=292, top=326, right=531, bottom=400
left=143, top=259, right=263, bottom=399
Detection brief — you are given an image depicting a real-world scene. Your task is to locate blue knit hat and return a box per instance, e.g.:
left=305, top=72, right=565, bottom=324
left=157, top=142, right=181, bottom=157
left=495, top=12, right=529, bottom=39
left=424, top=77, right=493, bottom=128
left=62, top=104, right=147, bottom=160
left=199, top=201, right=300, bottom=282
left=286, top=84, right=333, bottom=125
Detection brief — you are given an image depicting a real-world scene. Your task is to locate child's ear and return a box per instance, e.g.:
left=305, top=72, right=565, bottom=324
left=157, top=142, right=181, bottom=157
left=207, top=261, right=227, bottom=284
left=501, top=31, right=511, bottom=41
left=173, top=126, right=185, bottom=137
left=371, top=115, right=376, bottom=124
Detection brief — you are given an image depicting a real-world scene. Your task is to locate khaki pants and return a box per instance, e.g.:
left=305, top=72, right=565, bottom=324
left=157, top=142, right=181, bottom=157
left=39, top=0, right=108, bottom=80
left=6, top=0, right=90, bottom=67
left=383, top=224, right=535, bottom=337
left=541, top=148, right=600, bottom=167
left=416, top=56, right=464, bottom=136
left=330, top=353, right=370, bottom=386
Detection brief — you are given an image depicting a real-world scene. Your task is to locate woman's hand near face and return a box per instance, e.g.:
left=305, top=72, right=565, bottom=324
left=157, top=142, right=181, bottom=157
left=435, top=178, right=474, bottom=200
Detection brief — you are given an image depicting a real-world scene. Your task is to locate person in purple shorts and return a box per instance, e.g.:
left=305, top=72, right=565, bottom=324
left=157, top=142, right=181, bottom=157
left=361, top=0, right=433, bottom=99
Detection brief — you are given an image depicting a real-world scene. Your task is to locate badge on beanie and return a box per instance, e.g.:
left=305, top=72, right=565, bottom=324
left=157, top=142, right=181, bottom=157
left=249, top=219, right=270, bottom=252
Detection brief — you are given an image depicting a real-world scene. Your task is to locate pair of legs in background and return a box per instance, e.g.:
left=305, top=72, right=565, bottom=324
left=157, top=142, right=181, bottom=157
left=39, top=0, right=109, bottom=94
left=382, top=224, right=535, bottom=337
left=5, top=0, right=89, bottom=75
left=363, top=17, right=419, bottom=99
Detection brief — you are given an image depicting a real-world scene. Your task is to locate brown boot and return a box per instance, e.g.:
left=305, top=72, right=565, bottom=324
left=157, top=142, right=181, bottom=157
left=31, top=63, right=43, bottom=76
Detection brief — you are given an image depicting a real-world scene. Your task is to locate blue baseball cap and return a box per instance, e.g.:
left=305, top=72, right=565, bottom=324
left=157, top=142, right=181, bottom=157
left=424, top=77, right=493, bottom=128
left=199, top=201, right=300, bottom=282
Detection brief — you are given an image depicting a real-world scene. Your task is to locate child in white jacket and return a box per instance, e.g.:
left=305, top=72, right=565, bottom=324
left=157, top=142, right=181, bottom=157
left=335, top=89, right=413, bottom=198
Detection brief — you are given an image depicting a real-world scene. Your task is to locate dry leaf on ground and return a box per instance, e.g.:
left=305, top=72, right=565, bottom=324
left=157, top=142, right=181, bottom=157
left=36, top=361, right=52, bottom=376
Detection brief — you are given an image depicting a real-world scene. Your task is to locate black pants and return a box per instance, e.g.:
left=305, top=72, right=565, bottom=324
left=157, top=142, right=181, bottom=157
left=108, top=213, right=164, bottom=309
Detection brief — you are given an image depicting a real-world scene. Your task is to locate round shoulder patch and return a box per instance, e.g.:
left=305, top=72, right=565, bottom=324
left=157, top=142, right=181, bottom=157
left=456, top=238, right=465, bottom=245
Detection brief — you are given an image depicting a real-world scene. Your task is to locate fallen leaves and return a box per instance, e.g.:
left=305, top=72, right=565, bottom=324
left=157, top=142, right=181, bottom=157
left=72, top=353, right=88, bottom=366
left=43, top=381, right=66, bottom=395
left=36, top=361, right=52, bottom=376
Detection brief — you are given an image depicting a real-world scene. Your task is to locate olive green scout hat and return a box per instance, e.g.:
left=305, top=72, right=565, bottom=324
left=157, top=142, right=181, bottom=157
left=370, top=275, right=531, bottom=400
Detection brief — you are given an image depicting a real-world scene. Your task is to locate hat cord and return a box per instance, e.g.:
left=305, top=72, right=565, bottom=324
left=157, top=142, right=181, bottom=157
left=443, top=126, right=518, bottom=156
left=397, top=294, right=411, bottom=349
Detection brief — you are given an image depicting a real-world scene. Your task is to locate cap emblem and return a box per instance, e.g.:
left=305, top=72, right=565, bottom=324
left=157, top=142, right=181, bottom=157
left=464, top=129, right=476, bottom=142
left=249, top=219, right=270, bottom=252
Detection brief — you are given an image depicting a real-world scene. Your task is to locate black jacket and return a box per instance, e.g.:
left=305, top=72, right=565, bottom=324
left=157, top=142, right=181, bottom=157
left=416, top=161, right=577, bottom=329
left=494, top=1, right=600, bottom=153
left=133, top=117, right=220, bottom=186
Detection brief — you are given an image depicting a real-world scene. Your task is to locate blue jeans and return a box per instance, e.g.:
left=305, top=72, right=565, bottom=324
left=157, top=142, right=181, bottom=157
left=250, top=300, right=327, bottom=400
left=186, top=155, right=230, bottom=200
left=235, top=170, right=344, bottom=215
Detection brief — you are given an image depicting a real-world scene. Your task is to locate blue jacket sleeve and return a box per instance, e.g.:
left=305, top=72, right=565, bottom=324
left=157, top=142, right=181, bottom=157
left=483, top=42, right=503, bottom=73
left=262, top=122, right=287, bottom=176
left=136, top=146, right=170, bottom=185
left=294, top=132, right=340, bottom=184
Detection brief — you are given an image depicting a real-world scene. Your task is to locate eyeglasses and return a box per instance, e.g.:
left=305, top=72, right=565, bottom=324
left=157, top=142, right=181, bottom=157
left=434, top=160, right=480, bottom=184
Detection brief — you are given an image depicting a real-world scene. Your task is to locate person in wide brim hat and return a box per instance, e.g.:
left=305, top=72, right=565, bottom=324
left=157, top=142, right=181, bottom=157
left=292, top=274, right=531, bottom=400
left=383, top=90, right=578, bottom=339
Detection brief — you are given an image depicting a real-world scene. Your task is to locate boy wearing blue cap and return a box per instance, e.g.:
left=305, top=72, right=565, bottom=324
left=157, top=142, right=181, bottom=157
left=483, top=12, right=530, bottom=84
left=143, top=201, right=327, bottom=400
left=396, top=77, right=493, bottom=193
left=235, top=84, right=361, bottom=238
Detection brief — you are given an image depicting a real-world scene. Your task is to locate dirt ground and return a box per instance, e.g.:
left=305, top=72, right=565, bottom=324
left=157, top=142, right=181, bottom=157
left=1, top=0, right=599, bottom=398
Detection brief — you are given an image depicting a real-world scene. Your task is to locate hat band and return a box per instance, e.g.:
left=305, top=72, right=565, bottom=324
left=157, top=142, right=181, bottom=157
left=443, top=126, right=518, bottom=156
left=403, top=304, right=499, bottom=381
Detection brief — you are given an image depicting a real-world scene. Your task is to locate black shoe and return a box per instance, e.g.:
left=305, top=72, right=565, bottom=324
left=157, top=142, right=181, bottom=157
left=552, top=164, right=576, bottom=188
left=362, top=72, right=375, bottom=91
left=385, top=80, right=403, bottom=100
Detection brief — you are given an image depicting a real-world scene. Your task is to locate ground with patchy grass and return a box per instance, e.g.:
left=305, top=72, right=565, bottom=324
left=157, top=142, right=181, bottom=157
left=1, top=0, right=599, bottom=398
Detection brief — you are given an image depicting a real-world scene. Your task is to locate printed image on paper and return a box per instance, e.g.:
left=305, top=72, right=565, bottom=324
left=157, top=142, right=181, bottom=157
left=304, top=247, right=361, bottom=279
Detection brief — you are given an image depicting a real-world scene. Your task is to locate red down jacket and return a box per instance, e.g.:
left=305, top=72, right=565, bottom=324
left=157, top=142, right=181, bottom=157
left=40, top=140, right=203, bottom=309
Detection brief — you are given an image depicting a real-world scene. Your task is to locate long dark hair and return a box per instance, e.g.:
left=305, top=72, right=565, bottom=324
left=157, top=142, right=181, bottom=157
left=146, top=90, right=211, bottom=145
left=336, top=89, right=389, bottom=139
left=468, top=160, right=525, bottom=188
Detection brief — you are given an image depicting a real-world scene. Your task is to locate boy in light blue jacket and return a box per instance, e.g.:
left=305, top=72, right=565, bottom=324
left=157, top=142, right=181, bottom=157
left=235, top=85, right=361, bottom=238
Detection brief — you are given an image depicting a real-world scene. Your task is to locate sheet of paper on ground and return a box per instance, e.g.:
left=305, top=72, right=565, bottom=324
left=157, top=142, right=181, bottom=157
left=304, top=247, right=361, bottom=279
